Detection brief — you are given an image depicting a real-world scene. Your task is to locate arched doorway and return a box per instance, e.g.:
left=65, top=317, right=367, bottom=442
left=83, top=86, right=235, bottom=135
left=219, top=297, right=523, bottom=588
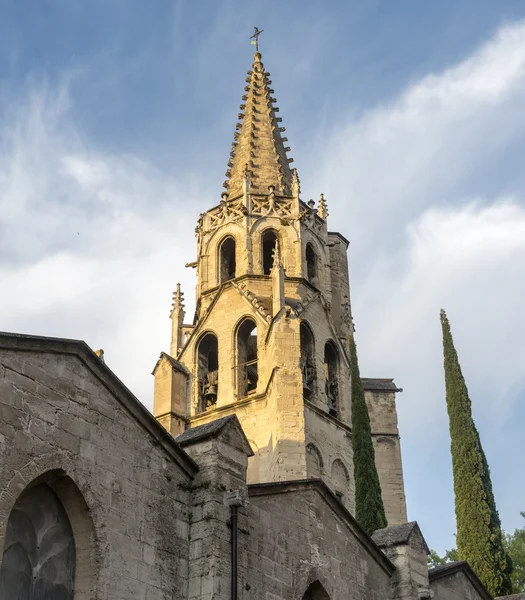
left=0, top=483, right=76, bottom=599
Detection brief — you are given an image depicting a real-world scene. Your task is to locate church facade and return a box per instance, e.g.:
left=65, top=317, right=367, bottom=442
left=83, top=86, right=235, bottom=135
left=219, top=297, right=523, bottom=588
left=0, top=49, right=497, bottom=600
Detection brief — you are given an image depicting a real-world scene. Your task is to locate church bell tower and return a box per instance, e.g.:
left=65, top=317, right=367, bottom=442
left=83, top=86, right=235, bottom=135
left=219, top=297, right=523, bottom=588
left=153, top=48, right=400, bottom=518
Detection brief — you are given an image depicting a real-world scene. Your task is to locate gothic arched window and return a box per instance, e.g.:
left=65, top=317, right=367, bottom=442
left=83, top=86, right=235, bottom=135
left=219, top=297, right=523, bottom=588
left=237, top=318, right=258, bottom=397
left=219, top=236, right=236, bottom=282
left=0, top=483, right=76, bottom=599
left=300, top=322, right=316, bottom=399
left=197, top=333, right=219, bottom=410
left=305, top=243, right=317, bottom=284
left=262, top=229, right=279, bottom=274
left=324, top=341, right=339, bottom=417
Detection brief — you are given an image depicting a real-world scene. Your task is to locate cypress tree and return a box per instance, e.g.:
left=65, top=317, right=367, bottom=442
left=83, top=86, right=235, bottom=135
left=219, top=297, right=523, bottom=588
left=440, top=309, right=512, bottom=596
left=349, top=335, right=387, bottom=535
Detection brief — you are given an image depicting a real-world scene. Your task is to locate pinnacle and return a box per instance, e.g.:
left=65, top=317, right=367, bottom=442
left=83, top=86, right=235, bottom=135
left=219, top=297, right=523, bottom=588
left=223, top=52, right=294, bottom=198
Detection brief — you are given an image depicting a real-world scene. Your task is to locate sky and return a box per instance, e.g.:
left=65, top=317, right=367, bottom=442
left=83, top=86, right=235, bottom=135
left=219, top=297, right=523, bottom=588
left=1, top=0, right=525, bottom=554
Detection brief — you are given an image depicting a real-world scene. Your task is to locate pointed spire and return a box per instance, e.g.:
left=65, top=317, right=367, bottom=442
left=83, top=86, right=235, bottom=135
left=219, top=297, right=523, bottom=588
left=224, top=52, right=294, bottom=198
left=317, top=193, right=328, bottom=220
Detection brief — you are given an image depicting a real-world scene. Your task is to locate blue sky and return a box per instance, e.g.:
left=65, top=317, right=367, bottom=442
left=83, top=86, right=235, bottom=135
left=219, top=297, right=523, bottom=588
left=2, top=0, right=525, bottom=554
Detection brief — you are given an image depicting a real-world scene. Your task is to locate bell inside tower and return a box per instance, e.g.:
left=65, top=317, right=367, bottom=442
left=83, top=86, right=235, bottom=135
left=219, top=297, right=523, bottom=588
left=300, top=322, right=316, bottom=399
left=237, top=319, right=258, bottom=398
left=197, top=333, right=219, bottom=410
left=324, top=341, right=339, bottom=417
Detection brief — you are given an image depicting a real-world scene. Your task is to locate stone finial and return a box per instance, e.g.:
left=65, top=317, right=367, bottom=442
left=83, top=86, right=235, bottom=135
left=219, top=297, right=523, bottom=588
left=171, top=283, right=185, bottom=316
left=318, top=193, right=329, bottom=220
left=271, top=243, right=285, bottom=317
left=271, top=242, right=282, bottom=270
left=170, top=284, right=185, bottom=357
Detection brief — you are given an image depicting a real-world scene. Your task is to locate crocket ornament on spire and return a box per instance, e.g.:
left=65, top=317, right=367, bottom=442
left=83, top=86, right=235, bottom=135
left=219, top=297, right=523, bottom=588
left=223, top=31, right=294, bottom=198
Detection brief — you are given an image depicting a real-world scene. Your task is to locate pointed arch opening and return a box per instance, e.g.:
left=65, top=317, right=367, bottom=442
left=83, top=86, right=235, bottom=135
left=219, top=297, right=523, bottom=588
left=219, top=236, right=236, bottom=282
left=305, top=243, right=317, bottom=285
left=302, top=581, right=331, bottom=600
left=300, top=322, right=316, bottom=399
left=324, top=341, right=339, bottom=418
left=197, top=332, right=219, bottom=410
left=262, top=229, right=279, bottom=274
left=236, top=318, right=258, bottom=398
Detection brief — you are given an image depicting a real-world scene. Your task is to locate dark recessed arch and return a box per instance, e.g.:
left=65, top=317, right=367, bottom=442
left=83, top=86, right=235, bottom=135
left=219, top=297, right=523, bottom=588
left=305, top=243, right=317, bottom=284
left=300, top=322, right=316, bottom=399
left=236, top=317, right=258, bottom=398
left=219, top=236, right=236, bottom=282
left=262, top=229, right=279, bottom=274
left=302, top=581, right=331, bottom=600
left=324, top=340, right=339, bottom=417
left=196, top=332, right=219, bottom=410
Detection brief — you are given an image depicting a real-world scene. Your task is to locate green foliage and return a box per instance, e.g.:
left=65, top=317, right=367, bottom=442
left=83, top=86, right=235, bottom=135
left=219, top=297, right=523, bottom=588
left=505, top=512, right=525, bottom=593
left=349, top=335, right=387, bottom=536
left=428, top=548, right=460, bottom=568
left=440, top=310, right=512, bottom=597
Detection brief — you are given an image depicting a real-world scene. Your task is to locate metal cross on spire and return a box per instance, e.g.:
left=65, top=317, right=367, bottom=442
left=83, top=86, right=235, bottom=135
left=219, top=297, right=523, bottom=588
left=250, top=26, right=264, bottom=52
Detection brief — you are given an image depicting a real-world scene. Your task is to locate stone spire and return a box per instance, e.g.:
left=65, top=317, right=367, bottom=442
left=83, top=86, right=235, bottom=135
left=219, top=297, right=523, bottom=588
left=223, top=52, right=294, bottom=198
left=170, top=283, right=185, bottom=357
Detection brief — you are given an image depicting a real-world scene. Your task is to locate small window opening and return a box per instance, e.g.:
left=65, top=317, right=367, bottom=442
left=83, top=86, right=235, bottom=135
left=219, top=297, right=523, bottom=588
left=300, top=323, right=316, bottom=399
left=198, top=333, right=219, bottom=410
left=237, top=319, right=258, bottom=397
left=262, top=230, right=279, bottom=274
left=324, top=342, right=339, bottom=417
left=306, top=243, right=317, bottom=284
left=220, top=237, right=236, bottom=282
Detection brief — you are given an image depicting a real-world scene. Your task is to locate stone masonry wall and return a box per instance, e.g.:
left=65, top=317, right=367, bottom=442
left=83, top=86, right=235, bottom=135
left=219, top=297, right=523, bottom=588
left=0, top=347, right=193, bottom=600
left=243, top=483, right=393, bottom=600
